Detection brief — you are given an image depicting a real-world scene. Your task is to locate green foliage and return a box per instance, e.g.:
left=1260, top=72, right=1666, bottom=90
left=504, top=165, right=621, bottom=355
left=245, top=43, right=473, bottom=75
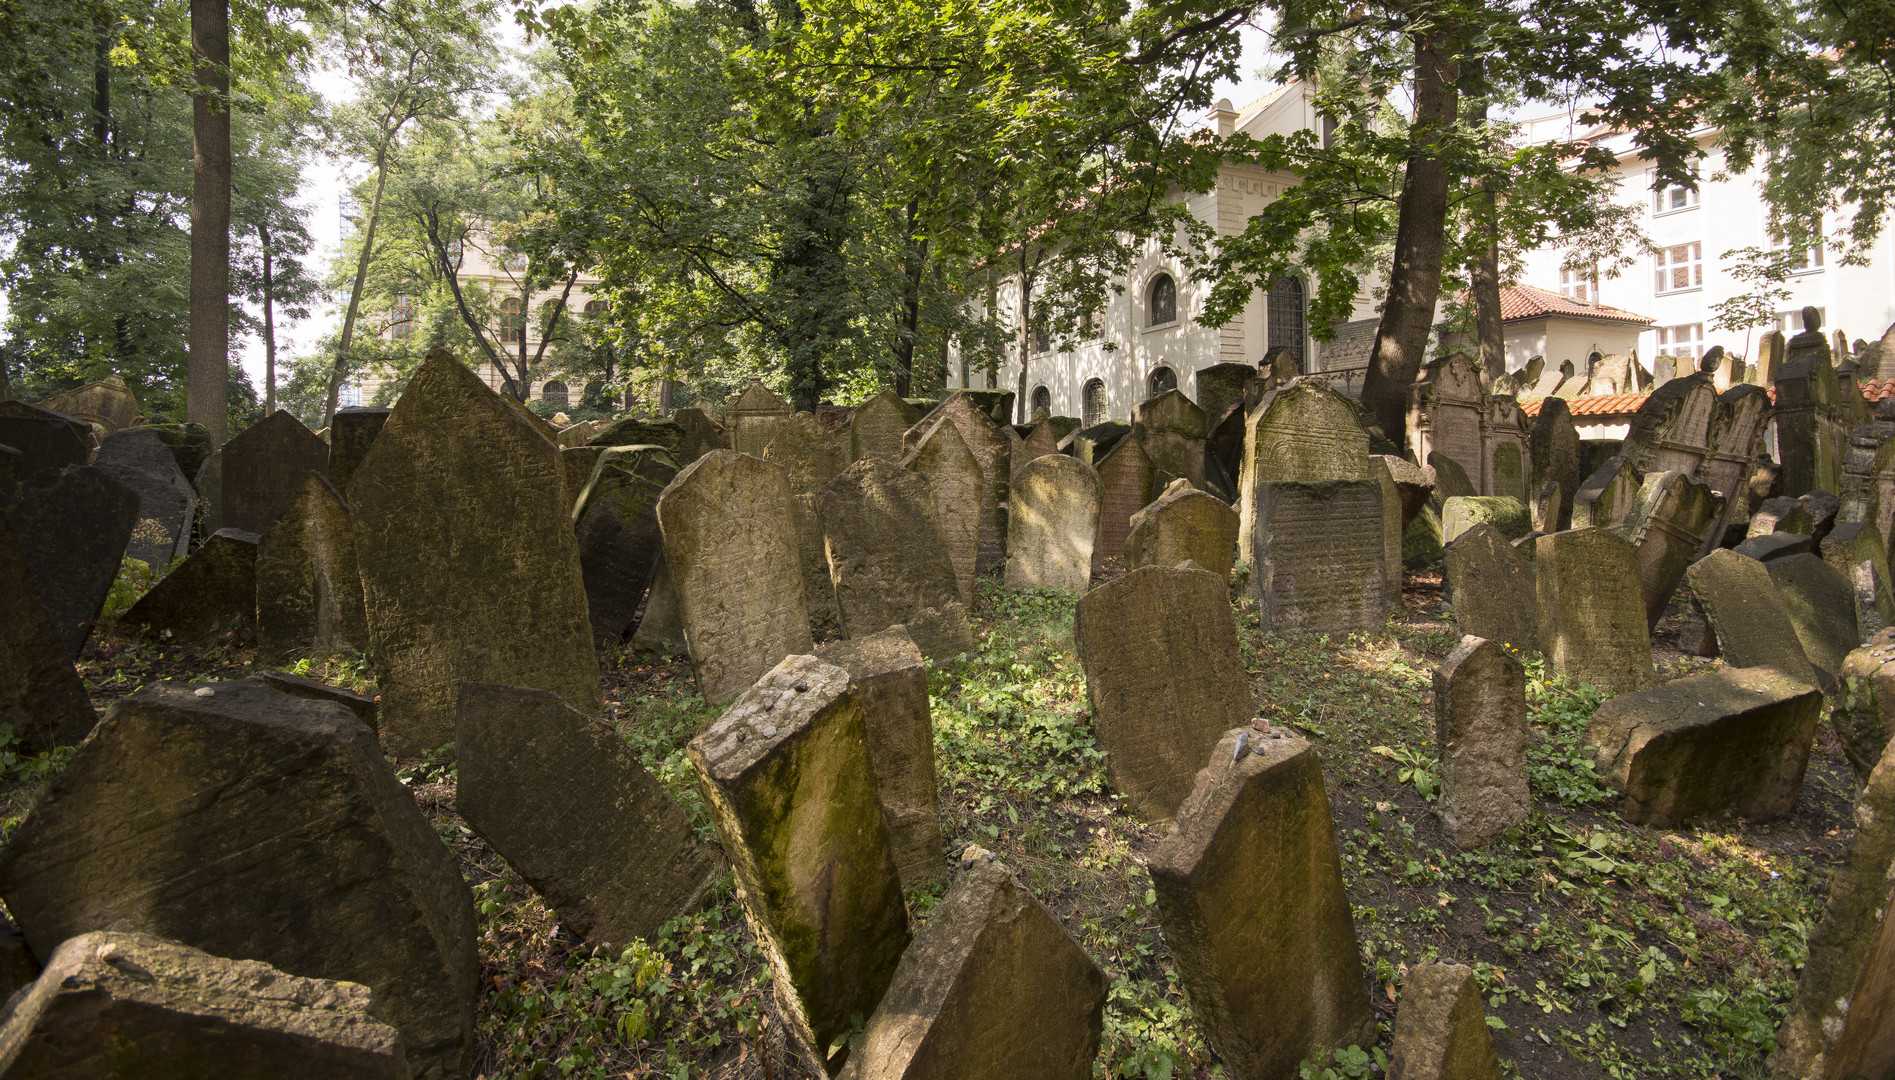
left=101, top=555, right=166, bottom=622
left=0, top=724, right=75, bottom=786
left=1370, top=742, right=1439, bottom=801
left=1299, top=1045, right=1387, bottom=1080
left=1521, top=659, right=1613, bottom=807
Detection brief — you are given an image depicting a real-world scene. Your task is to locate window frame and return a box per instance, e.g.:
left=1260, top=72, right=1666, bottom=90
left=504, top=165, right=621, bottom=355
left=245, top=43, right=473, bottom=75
left=1655, top=322, right=1704, bottom=360
left=1081, top=378, right=1107, bottom=428
left=1652, top=182, right=1700, bottom=217
left=1145, top=273, right=1178, bottom=329
left=1559, top=263, right=1600, bottom=304
left=498, top=296, right=525, bottom=343
left=1767, top=219, right=1826, bottom=275
left=1653, top=242, right=1704, bottom=295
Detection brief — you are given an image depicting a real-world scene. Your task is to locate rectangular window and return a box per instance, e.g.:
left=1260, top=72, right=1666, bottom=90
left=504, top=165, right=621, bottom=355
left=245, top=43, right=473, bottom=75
left=1559, top=264, right=1599, bottom=303
left=1776, top=308, right=1827, bottom=336
left=1654, top=242, right=1702, bottom=294
left=1033, top=322, right=1051, bottom=354
left=1768, top=222, right=1825, bottom=273
left=390, top=294, right=415, bottom=341
left=1656, top=323, right=1703, bottom=359
left=1654, top=183, right=1699, bottom=215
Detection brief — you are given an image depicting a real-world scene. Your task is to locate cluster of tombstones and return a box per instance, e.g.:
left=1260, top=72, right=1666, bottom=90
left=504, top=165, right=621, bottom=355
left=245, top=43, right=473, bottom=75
left=0, top=307, right=1893, bottom=1077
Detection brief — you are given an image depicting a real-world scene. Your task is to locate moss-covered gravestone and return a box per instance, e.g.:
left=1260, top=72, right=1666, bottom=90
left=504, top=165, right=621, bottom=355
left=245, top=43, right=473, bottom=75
left=900, top=416, right=980, bottom=605
left=1683, top=549, right=1820, bottom=688
left=1093, top=432, right=1156, bottom=574
left=0, top=465, right=138, bottom=657
left=1004, top=455, right=1100, bottom=594
left=835, top=855, right=1106, bottom=1080
left=902, top=393, right=1011, bottom=575
left=1622, top=469, right=1724, bottom=631
left=0, top=516, right=95, bottom=754
left=850, top=390, right=919, bottom=464
left=572, top=445, right=679, bottom=646
left=1239, top=380, right=1370, bottom=572
left=1533, top=528, right=1656, bottom=696
left=687, top=655, right=909, bottom=1074
left=216, top=409, right=329, bottom=535
left=120, top=528, right=259, bottom=642
left=0, top=680, right=478, bottom=1079
left=456, top=683, right=720, bottom=949
left=348, top=350, right=600, bottom=754
left=1435, top=637, right=1528, bottom=849
left=94, top=426, right=196, bottom=568
left=1571, top=455, right=1643, bottom=531
left=1149, top=729, right=1374, bottom=1079
left=1837, top=629, right=1895, bottom=778
left=326, top=407, right=390, bottom=491
left=1822, top=522, right=1895, bottom=641
left=1250, top=480, right=1388, bottom=634
left=1767, top=553, right=1859, bottom=679
left=1386, top=963, right=1505, bottom=1080
left=1440, top=495, right=1529, bottom=544
left=817, top=458, right=972, bottom=660
left=1443, top=524, right=1538, bottom=655
left=1530, top=398, right=1580, bottom=531
left=1075, top=564, right=1251, bottom=821
left=0, top=931, right=408, bottom=1079
left=1125, top=479, right=1239, bottom=578
left=256, top=474, right=366, bottom=664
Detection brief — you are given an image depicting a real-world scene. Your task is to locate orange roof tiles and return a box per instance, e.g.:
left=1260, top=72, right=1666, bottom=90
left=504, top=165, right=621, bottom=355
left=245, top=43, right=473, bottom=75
left=1520, top=393, right=1650, bottom=418
left=1862, top=378, right=1894, bottom=403
left=1499, top=284, right=1653, bottom=326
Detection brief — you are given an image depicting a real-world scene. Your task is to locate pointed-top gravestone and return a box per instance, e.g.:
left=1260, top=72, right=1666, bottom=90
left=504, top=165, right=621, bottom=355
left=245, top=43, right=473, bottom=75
left=1125, top=479, right=1240, bottom=578
left=1530, top=397, right=1580, bottom=530
left=325, top=406, right=390, bottom=491
left=217, top=410, right=329, bottom=535
left=903, top=393, right=1011, bottom=574
left=348, top=349, right=600, bottom=754
left=850, top=389, right=920, bottom=463
left=901, top=418, right=981, bottom=605
left=0, top=465, right=138, bottom=657
left=256, top=474, right=366, bottom=663
left=1133, top=388, right=1208, bottom=489
left=817, top=458, right=973, bottom=660
left=572, top=445, right=679, bottom=646
left=671, top=405, right=730, bottom=465
left=1008, top=418, right=1061, bottom=478
left=120, top=527, right=259, bottom=641
left=1093, top=431, right=1156, bottom=573
left=1386, top=963, right=1505, bottom=1080
left=0, top=516, right=95, bottom=754
left=94, top=426, right=196, bottom=568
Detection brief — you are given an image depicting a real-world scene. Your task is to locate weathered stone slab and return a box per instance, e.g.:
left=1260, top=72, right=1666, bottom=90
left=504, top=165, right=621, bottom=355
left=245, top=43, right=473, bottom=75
left=1530, top=398, right=1580, bottom=530
left=836, top=854, right=1105, bottom=1080
left=248, top=670, right=378, bottom=729
left=1386, top=962, right=1504, bottom=1080
left=348, top=352, right=599, bottom=754
left=121, top=527, right=258, bottom=642
left=1529, top=479, right=1561, bottom=533
left=1623, top=470, right=1724, bottom=630
left=1824, top=522, right=1895, bottom=642
left=1133, top=389, right=1208, bottom=490
left=1533, top=528, right=1656, bottom=696
left=1435, top=637, right=1528, bottom=849
left=256, top=474, right=366, bottom=663
left=1428, top=452, right=1477, bottom=505
left=815, top=629, right=942, bottom=893
left=1149, top=729, right=1374, bottom=1078
left=217, top=410, right=330, bottom=535
left=901, top=416, right=981, bottom=605
left=1008, top=419, right=1061, bottom=479
left=1250, top=480, right=1387, bottom=634
left=1125, top=479, right=1239, bottom=578
left=687, top=655, right=910, bottom=1073
left=1378, top=454, right=1435, bottom=530
left=819, top=459, right=973, bottom=660
left=1075, top=564, right=1250, bottom=821
left=1571, top=455, right=1642, bottom=531
left=1005, top=455, right=1099, bottom=594
left=0, top=930, right=407, bottom=1079
left=850, top=390, right=919, bottom=463
left=1093, top=432, right=1155, bottom=573
left=572, top=446, right=679, bottom=646
left=1239, top=380, right=1371, bottom=573
left=34, top=376, right=141, bottom=434
left=1372, top=460, right=1405, bottom=606
left=765, top=412, right=850, bottom=496
left=1408, top=354, right=1486, bottom=490
left=1768, top=554, right=1859, bottom=677
left=1444, top=524, right=1538, bottom=653
left=1777, top=312, right=1848, bottom=498
left=326, top=407, right=390, bottom=491
left=1684, top=548, right=1821, bottom=686
left=1482, top=397, right=1531, bottom=502
left=903, top=394, right=1011, bottom=574
left=0, top=465, right=138, bottom=656
left=726, top=379, right=793, bottom=459
left=0, top=680, right=477, bottom=1078
left=456, top=683, right=719, bottom=948
left=1585, top=666, right=1823, bottom=826
left=556, top=445, right=605, bottom=510
left=1069, top=420, right=1131, bottom=466
left=787, top=492, right=839, bottom=629
left=1440, top=496, right=1529, bottom=545
left=0, top=401, right=90, bottom=475
left=1193, top=363, right=1254, bottom=430
left=1405, top=503, right=1445, bottom=568
left=630, top=552, right=686, bottom=654
left=95, top=426, right=196, bottom=568
left=586, top=416, right=684, bottom=459
left=0, top=516, right=95, bottom=754
left=1734, top=531, right=1817, bottom=562
left=672, top=406, right=730, bottom=465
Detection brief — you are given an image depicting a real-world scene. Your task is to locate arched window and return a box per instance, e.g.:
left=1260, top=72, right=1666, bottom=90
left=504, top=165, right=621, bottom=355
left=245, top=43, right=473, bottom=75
left=1031, top=386, right=1052, bottom=417
left=1147, top=274, right=1177, bottom=327
left=499, top=296, right=524, bottom=343
left=1266, top=275, right=1306, bottom=366
left=542, top=380, right=569, bottom=409
left=583, top=299, right=607, bottom=320
left=1148, top=367, right=1177, bottom=396
left=1082, top=378, right=1107, bottom=428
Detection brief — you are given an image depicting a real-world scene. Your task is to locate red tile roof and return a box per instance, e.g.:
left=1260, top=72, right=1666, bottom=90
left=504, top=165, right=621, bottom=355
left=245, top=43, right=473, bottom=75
left=1863, top=378, right=1894, bottom=403
left=1521, top=393, right=1650, bottom=418
left=1499, top=284, right=1653, bottom=326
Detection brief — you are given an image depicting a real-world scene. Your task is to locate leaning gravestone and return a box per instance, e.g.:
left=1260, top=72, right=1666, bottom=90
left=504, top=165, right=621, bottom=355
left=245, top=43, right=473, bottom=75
left=349, top=350, right=600, bottom=755
left=1435, top=637, right=1529, bottom=849
left=1531, top=398, right=1581, bottom=530
left=1125, top=479, right=1239, bottom=578
left=0, top=930, right=408, bottom=1079
left=119, top=527, right=258, bottom=642
left=1622, top=470, right=1723, bottom=630
left=216, top=409, right=329, bottom=535
left=34, top=376, right=141, bottom=434
left=1005, top=454, right=1100, bottom=594
left=0, top=401, right=90, bottom=476
left=457, top=683, right=720, bottom=948
left=1822, top=522, right=1895, bottom=641
left=1585, top=666, right=1823, bottom=826
left=0, top=516, right=96, bottom=754
left=1427, top=451, right=1477, bottom=505
left=585, top=416, right=686, bottom=459
left=815, top=629, right=944, bottom=894
left=1733, top=532, right=1817, bottom=563
left=1683, top=549, right=1821, bottom=687
left=558, top=445, right=606, bottom=508
left=850, top=389, right=918, bottom=463
left=901, top=416, right=981, bottom=605
left=687, top=655, right=910, bottom=1074
left=1386, top=963, right=1505, bottom=1080
left=94, top=426, right=196, bottom=568
left=902, top=393, right=1012, bottom=574
left=1249, top=480, right=1387, bottom=634
left=326, top=406, right=390, bottom=491
left=1768, top=554, right=1860, bottom=677
left=791, top=493, right=839, bottom=625
left=658, top=450, right=814, bottom=702
left=1133, top=389, right=1209, bottom=490
left=1149, top=729, right=1375, bottom=1079
left=1074, top=564, right=1252, bottom=821
left=247, top=669, right=378, bottom=729
left=765, top=412, right=849, bottom=496
left=256, top=474, right=366, bottom=663
left=1571, top=455, right=1643, bottom=531
left=1092, top=432, right=1156, bottom=573
left=630, top=553, right=687, bottom=654
left=835, top=855, right=1107, bottom=1080
left=818, top=458, right=973, bottom=660
left=1534, top=528, right=1656, bottom=696
left=0, top=465, right=137, bottom=657
left=572, top=445, right=679, bottom=646
left=1444, top=524, right=1538, bottom=654
left=0, top=680, right=477, bottom=1079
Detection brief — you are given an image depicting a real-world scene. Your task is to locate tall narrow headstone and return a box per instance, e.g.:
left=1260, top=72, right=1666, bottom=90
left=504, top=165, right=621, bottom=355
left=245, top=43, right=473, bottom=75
left=119, top=528, right=259, bottom=642
left=901, top=417, right=981, bottom=604
left=572, top=445, right=678, bottom=646
left=791, top=492, right=840, bottom=625
left=1250, top=480, right=1387, bottom=634
left=1481, top=396, right=1531, bottom=502
left=217, top=410, right=330, bottom=535
left=903, top=393, right=1011, bottom=574
left=1407, top=354, right=1485, bottom=490
left=1622, top=470, right=1724, bottom=630
left=1529, top=397, right=1580, bottom=530
left=1434, top=637, right=1528, bottom=849
left=0, top=465, right=137, bottom=657
left=1372, top=459, right=1406, bottom=605
left=1004, top=455, right=1099, bottom=593
left=1534, top=528, right=1656, bottom=695
left=1444, top=524, right=1538, bottom=653
left=818, top=458, right=973, bottom=660
left=630, top=553, right=686, bottom=654
left=0, top=517, right=95, bottom=754
left=326, top=406, right=390, bottom=491
left=1777, top=310, right=1848, bottom=498
left=1092, top=432, right=1155, bottom=573
left=1683, top=549, right=1821, bottom=687
left=255, top=474, right=366, bottom=663
left=1125, top=479, right=1240, bottom=578
left=94, top=427, right=196, bottom=568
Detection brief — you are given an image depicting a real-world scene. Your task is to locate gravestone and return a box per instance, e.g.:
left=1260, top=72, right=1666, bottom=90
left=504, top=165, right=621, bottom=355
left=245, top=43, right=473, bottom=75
left=1372, top=460, right=1406, bottom=605
left=1133, top=389, right=1208, bottom=490
left=1194, top=362, right=1255, bottom=429
left=1653, top=355, right=1677, bottom=385
left=815, top=629, right=944, bottom=893
left=1683, top=549, right=1821, bottom=687
left=765, top=412, right=850, bottom=496
left=630, top=553, right=687, bottom=654
left=1749, top=494, right=1812, bottom=537
left=1378, top=454, right=1436, bottom=530
left=1434, top=637, right=1529, bottom=849
left=1386, top=963, right=1504, bottom=1080
left=1837, top=630, right=1895, bottom=778
left=1249, top=480, right=1387, bottom=634
left=1585, top=666, right=1823, bottom=826
left=1008, top=419, right=1061, bottom=478
left=326, top=406, right=390, bottom=491
left=687, top=655, right=910, bottom=1074
left=0, top=931, right=408, bottom=1079
left=1068, top=420, right=1131, bottom=466
left=0, top=680, right=477, bottom=1079
left=1443, top=524, right=1538, bottom=654
left=456, top=683, right=719, bottom=948
left=585, top=416, right=685, bottom=459
left=1619, top=374, right=1718, bottom=480
left=248, top=669, right=378, bottom=729
left=1733, top=531, right=1817, bottom=562
left=1822, top=522, right=1895, bottom=641
left=0, top=516, right=95, bottom=754
left=1481, top=396, right=1532, bottom=502
left=1622, top=470, right=1723, bottom=630
left=255, top=474, right=366, bottom=663
left=658, top=450, right=813, bottom=703
left=1092, top=432, right=1156, bottom=573
left=1428, top=451, right=1477, bottom=504
left=835, top=855, right=1106, bottom=1080
left=1239, top=380, right=1371, bottom=572
left=217, top=410, right=329, bottom=535
left=1125, top=479, right=1239, bottom=578
left=572, top=445, right=679, bottom=646
left=725, top=379, right=793, bottom=458
left=35, top=375, right=142, bottom=434
left=558, top=445, right=606, bottom=509
left=94, top=427, right=196, bottom=568
left=1074, top=564, right=1252, bottom=821
left=120, top=528, right=258, bottom=642
left=1571, top=455, right=1643, bottom=531
left=818, top=458, right=973, bottom=660
left=1149, top=729, right=1374, bottom=1079
left=850, top=389, right=919, bottom=463
left=0, top=465, right=138, bottom=656
left=903, top=394, right=1011, bottom=574
left=1768, top=554, right=1859, bottom=677
left=1407, top=354, right=1486, bottom=491
left=1004, top=455, right=1099, bottom=593
left=792, top=493, right=839, bottom=625
left=1440, top=496, right=1530, bottom=545
left=1701, top=385, right=1774, bottom=553
left=349, top=351, right=600, bottom=754
left=1529, top=397, right=1580, bottom=530
left=0, top=402, right=90, bottom=475
left=1534, top=528, right=1656, bottom=695
left=1777, top=314, right=1848, bottom=498
left=900, top=419, right=980, bottom=604
left=1530, top=479, right=1562, bottom=533
left=672, top=406, right=730, bottom=465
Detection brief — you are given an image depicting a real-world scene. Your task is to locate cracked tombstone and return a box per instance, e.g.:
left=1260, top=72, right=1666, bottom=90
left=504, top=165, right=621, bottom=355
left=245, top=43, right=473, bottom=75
left=1533, top=528, right=1656, bottom=696
left=1434, top=637, right=1529, bottom=849
left=1004, top=454, right=1099, bottom=594
left=818, top=458, right=973, bottom=660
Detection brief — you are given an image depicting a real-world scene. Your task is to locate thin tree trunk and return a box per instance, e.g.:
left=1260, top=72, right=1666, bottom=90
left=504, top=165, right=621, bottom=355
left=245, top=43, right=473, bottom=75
left=1358, top=32, right=1459, bottom=448
left=894, top=200, right=927, bottom=398
left=514, top=278, right=530, bottom=399
left=1014, top=248, right=1034, bottom=424
left=188, top=0, right=231, bottom=447
left=326, top=146, right=390, bottom=424
left=1463, top=60, right=1504, bottom=385
left=259, top=221, right=276, bottom=415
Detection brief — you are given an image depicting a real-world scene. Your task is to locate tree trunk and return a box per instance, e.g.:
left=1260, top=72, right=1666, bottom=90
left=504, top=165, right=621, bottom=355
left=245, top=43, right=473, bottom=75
left=326, top=147, right=390, bottom=424
left=894, top=200, right=926, bottom=398
left=514, top=278, right=530, bottom=399
left=259, top=221, right=276, bottom=416
left=1014, top=248, right=1034, bottom=424
left=187, top=0, right=231, bottom=447
left=1358, top=32, right=1459, bottom=448
left=1462, top=61, right=1505, bottom=385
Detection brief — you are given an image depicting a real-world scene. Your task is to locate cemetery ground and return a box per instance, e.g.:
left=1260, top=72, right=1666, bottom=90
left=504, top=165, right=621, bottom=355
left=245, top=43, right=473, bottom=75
left=0, top=562, right=1857, bottom=1080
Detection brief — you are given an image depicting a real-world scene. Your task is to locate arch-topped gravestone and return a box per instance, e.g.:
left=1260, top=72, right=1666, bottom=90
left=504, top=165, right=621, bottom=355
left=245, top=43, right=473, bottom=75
left=1407, top=353, right=1484, bottom=490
